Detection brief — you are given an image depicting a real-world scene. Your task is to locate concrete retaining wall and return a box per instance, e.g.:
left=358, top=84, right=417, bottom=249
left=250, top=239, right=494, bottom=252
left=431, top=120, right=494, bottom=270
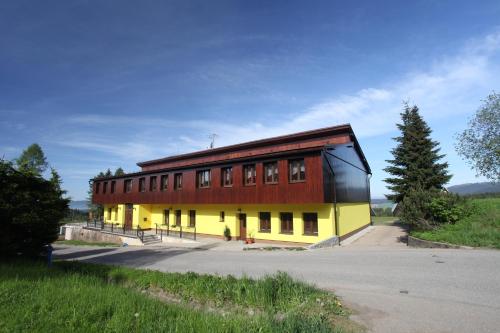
left=64, top=226, right=143, bottom=246
left=407, top=235, right=463, bottom=249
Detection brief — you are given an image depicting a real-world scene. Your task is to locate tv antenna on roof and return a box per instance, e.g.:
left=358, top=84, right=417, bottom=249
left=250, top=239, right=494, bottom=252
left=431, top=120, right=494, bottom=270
left=208, top=133, right=218, bottom=149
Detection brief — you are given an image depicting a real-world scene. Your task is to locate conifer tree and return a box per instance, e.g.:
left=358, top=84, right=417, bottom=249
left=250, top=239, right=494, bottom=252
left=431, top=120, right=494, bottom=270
left=114, top=167, right=125, bottom=176
left=384, top=103, right=451, bottom=203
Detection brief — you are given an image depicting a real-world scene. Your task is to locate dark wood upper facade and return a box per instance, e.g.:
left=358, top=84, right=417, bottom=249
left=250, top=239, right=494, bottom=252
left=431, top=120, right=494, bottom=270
left=92, top=124, right=370, bottom=205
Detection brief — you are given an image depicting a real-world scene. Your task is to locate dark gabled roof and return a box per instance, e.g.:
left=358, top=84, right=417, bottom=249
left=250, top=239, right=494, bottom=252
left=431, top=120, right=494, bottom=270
left=137, top=123, right=353, bottom=167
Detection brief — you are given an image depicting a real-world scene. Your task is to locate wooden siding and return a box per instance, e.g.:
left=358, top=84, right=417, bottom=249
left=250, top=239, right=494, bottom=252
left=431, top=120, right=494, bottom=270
left=93, top=154, right=326, bottom=205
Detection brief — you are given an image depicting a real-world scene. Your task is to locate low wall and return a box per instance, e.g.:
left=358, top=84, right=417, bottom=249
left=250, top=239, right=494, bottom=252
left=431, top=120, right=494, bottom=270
left=64, top=226, right=142, bottom=246
left=407, top=235, right=463, bottom=249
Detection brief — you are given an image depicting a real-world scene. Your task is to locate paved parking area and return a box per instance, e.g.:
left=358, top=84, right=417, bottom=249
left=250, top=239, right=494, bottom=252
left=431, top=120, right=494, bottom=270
left=54, top=225, right=500, bottom=333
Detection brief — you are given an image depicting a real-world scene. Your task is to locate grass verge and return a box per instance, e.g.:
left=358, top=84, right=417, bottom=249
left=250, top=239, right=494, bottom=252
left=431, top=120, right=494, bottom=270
left=411, top=198, right=500, bottom=249
left=55, top=240, right=120, bottom=247
left=0, top=260, right=361, bottom=333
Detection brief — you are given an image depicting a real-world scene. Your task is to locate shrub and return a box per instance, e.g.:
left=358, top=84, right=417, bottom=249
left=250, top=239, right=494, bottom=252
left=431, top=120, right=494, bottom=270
left=399, top=189, right=466, bottom=230
left=427, top=193, right=466, bottom=224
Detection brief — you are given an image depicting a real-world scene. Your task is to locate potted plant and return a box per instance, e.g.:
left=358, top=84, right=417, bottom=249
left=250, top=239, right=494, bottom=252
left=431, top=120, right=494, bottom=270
left=246, top=231, right=255, bottom=244
left=223, top=226, right=231, bottom=241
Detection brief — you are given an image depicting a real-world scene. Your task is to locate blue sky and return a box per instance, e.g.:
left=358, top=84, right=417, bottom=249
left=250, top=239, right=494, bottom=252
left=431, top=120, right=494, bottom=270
left=1, top=1, right=499, bottom=200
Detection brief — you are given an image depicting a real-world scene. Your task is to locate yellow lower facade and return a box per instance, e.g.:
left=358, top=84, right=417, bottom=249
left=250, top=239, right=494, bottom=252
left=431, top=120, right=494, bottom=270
left=103, top=202, right=370, bottom=244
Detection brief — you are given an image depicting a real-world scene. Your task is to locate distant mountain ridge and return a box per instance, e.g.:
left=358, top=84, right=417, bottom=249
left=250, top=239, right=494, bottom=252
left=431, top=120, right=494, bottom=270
left=69, top=200, right=89, bottom=211
left=447, top=182, right=500, bottom=195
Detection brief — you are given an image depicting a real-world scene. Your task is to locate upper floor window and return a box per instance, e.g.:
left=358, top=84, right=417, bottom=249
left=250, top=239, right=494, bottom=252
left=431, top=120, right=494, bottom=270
left=111, top=181, right=116, bottom=193
left=103, top=182, right=108, bottom=194
left=289, top=159, right=306, bottom=182
left=174, top=173, right=183, bottom=190
left=264, top=161, right=279, bottom=184
left=280, top=212, right=293, bottom=234
left=160, top=175, right=168, bottom=191
left=150, top=176, right=157, bottom=191
left=243, top=164, right=256, bottom=186
left=303, top=213, right=318, bottom=236
left=124, top=179, right=132, bottom=193
left=139, top=177, right=146, bottom=192
left=259, top=212, right=271, bottom=233
left=221, top=167, right=233, bottom=187
left=95, top=182, right=100, bottom=194
left=197, top=170, right=211, bottom=188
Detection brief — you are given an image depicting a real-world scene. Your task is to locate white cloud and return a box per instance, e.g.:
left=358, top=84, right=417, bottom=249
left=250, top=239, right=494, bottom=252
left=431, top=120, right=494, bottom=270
left=56, top=30, right=500, bottom=163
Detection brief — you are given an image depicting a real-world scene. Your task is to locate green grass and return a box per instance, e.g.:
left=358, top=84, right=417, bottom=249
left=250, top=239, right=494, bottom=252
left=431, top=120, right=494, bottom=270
left=371, top=216, right=397, bottom=224
left=56, top=240, right=120, bottom=247
left=412, top=198, right=500, bottom=249
left=0, top=260, right=360, bottom=333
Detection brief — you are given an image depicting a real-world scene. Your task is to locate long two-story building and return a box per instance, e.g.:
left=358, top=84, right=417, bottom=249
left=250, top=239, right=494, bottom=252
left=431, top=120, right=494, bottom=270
left=91, top=124, right=372, bottom=244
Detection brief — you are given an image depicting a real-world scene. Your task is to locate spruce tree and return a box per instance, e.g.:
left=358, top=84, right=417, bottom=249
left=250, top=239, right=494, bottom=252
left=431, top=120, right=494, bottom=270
left=384, top=103, right=451, bottom=203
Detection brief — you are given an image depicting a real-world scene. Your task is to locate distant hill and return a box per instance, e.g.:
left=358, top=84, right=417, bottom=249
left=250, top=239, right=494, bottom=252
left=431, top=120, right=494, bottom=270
left=69, top=200, right=89, bottom=211
left=447, top=182, right=500, bottom=195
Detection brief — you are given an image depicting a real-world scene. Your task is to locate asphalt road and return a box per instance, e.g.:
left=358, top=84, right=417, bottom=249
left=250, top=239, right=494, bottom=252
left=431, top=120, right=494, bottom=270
left=54, top=228, right=500, bottom=333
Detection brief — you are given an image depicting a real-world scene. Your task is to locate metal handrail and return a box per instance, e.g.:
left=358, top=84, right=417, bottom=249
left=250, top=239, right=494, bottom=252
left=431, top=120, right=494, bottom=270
left=136, top=226, right=144, bottom=243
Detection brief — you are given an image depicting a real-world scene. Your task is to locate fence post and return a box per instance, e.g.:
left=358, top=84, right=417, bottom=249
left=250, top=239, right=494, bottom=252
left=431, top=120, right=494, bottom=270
left=180, top=226, right=183, bottom=238
left=194, top=226, right=196, bottom=241
left=160, top=229, right=163, bottom=241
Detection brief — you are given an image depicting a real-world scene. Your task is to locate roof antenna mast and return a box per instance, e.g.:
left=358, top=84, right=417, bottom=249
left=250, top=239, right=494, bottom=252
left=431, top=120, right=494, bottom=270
left=208, top=133, right=218, bottom=149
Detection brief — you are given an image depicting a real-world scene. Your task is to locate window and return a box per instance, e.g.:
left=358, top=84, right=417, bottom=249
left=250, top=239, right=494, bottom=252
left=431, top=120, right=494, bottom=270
left=221, top=167, right=233, bottom=187
left=124, top=179, right=132, bottom=193
left=189, top=210, right=196, bottom=227
left=103, top=182, right=108, bottom=194
left=243, top=164, right=256, bottom=185
left=108, top=208, right=112, bottom=220
left=280, top=212, right=293, bottom=234
left=220, top=211, right=225, bottom=222
left=95, top=182, right=100, bottom=194
left=139, top=177, right=146, bottom=192
left=197, top=170, right=211, bottom=188
left=289, top=159, right=306, bottom=182
left=111, top=181, right=116, bottom=193
left=259, top=212, right=271, bottom=232
left=150, top=176, right=157, bottom=191
left=303, top=213, right=318, bottom=235
left=264, top=162, right=279, bottom=184
left=174, top=173, right=182, bottom=190
left=175, top=210, right=181, bottom=226
left=160, top=175, right=168, bottom=191
left=164, top=209, right=169, bottom=226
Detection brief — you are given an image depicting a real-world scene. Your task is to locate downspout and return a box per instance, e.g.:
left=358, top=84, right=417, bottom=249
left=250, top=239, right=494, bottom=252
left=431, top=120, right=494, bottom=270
left=323, top=149, right=340, bottom=245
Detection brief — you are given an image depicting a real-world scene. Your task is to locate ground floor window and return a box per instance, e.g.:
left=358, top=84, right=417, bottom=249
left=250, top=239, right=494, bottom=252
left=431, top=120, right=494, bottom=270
left=303, top=212, right=318, bottom=235
left=280, top=212, right=293, bottom=234
left=220, top=211, right=225, bottom=222
left=107, top=208, right=112, bottom=220
left=189, top=210, right=196, bottom=227
left=259, top=212, right=271, bottom=232
left=175, top=210, right=181, bottom=226
left=164, top=209, right=169, bottom=226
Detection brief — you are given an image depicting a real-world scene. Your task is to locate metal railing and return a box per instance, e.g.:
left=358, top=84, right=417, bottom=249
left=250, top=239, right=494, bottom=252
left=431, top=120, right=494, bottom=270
left=155, top=223, right=196, bottom=241
left=85, top=219, right=138, bottom=238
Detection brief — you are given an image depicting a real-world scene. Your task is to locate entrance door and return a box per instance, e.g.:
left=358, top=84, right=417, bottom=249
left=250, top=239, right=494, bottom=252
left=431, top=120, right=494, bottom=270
left=124, top=204, right=133, bottom=230
left=239, top=213, right=247, bottom=240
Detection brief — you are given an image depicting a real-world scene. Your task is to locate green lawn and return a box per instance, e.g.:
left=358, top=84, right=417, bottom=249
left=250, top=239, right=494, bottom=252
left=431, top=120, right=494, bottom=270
left=56, top=240, right=120, bottom=247
left=411, top=198, right=500, bottom=249
left=371, top=216, right=397, bottom=225
left=0, top=261, right=361, bottom=333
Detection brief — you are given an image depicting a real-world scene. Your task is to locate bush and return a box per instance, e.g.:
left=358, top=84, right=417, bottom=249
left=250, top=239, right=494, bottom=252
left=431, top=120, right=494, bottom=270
left=399, top=189, right=466, bottom=230
left=0, top=160, right=69, bottom=258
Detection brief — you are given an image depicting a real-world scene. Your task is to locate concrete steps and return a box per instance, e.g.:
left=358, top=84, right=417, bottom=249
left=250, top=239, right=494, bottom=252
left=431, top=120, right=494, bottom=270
left=142, top=234, right=162, bottom=245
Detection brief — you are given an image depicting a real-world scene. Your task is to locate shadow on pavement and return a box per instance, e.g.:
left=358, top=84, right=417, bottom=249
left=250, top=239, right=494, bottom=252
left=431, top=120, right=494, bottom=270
left=80, top=248, right=193, bottom=266
left=54, top=248, right=117, bottom=260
